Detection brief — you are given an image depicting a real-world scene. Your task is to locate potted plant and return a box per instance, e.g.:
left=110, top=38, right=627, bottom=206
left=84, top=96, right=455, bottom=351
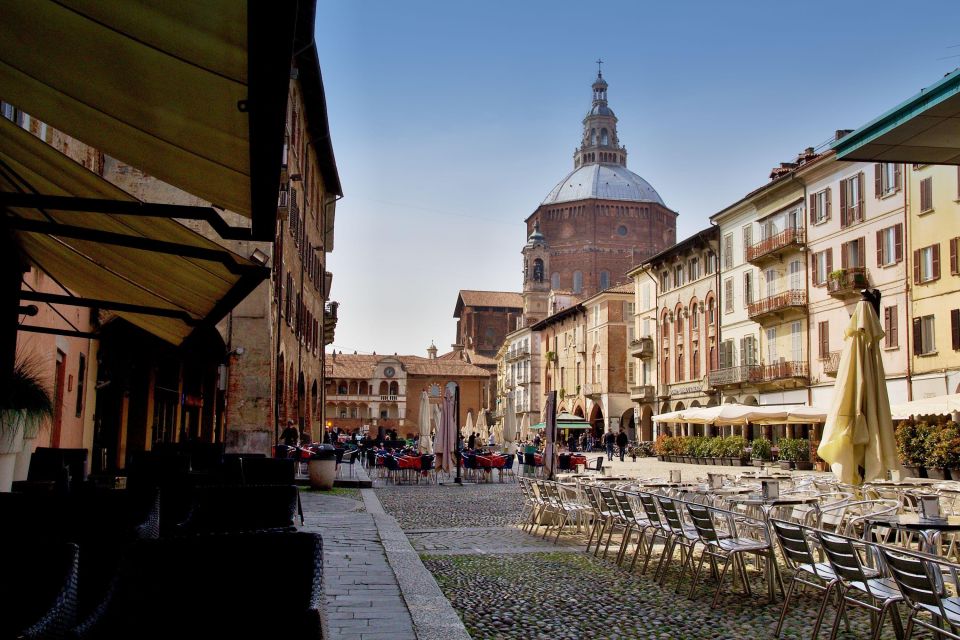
left=793, top=438, right=813, bottom=471
left=751, top=437, right=772, bottom=467
left=725, top=435, right=748, bottom=466
left=778, top=438, right=795, bottom=470
left=0, top=355, right=54, bottom=492
left=924, top=423, right=960, bottom=480
left=895, top=420, right=929, bottom=478
left=705, top=437, right=721, bottom=465
left=653, top=434, right=669, bottom=461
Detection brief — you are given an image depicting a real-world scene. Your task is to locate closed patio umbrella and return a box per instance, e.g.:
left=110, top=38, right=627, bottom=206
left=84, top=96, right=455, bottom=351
left=503, top=394, right=517, bottom=455
left=418, top=391, right=432, bottom=454
left=476, top=410, right=488, bottom=440
left=519, top=413, right=530, bottom=443
left=435, top=388, right=457, bottom=474
left=544, top=391, right=557, bottom=479
left=818, top=297, right=898, bottom=485
left=465, top=412, right=475, bottom=440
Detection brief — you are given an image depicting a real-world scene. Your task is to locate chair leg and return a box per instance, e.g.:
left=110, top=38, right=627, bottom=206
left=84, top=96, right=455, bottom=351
left=710, top=555, right=735, bottom=608
left=827, top=589, right=848, bottom=640
left=689, top=547, right=709, bottom=599
left=810, top=581, right=838, bottom=640
left=774, top=576, right=798, bottom=638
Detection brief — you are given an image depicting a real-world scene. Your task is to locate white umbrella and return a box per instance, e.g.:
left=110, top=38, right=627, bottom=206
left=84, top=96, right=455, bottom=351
left=544, top=391, right=557, bottom=478
left=818, top=299, right=898, bottom=485
left=417, top=391, right=432, bottom=454
left=519, top=413, right=530, bottom=442
left=891, top=394, right=960, bottom=420
left=435, top=388, right=457, bottom=474
left=476, top=410, right=488, bottom=440
left=465, top=411, right=475, bottom=439
left=651, top=410, right=687, bottom=423
left=503, top=394, right=517, bottom=455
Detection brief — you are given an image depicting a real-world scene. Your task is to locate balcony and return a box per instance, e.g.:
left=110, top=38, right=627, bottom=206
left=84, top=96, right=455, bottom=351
left=707, top=365, right=760, bottom=388
left=582, top=383, right=601, bottom=398
left=746, top=226, right=806, bottom=264
left=747, top=289, right=806, bottom=323
left=827, top=267, right=868, bottom=299
left=379, top=394, right=398, bottom=401
left=323, top=301, right=338, bottom=346
left=506, top=347, right=530, bottom=362
left=821, top=351, right=841, bottom=377
left=657, top=384, right=671, bottom=399
left=757, top=360, right=808, bottom=384
left=669, top=376, right=714, bottom=397
left=630, top=336, right=655, bottom=359
left=630, top=384, right=655, bottom=402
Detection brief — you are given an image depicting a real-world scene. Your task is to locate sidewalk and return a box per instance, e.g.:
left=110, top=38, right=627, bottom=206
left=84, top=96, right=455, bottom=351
left=298, top=487, right=470, bottom=640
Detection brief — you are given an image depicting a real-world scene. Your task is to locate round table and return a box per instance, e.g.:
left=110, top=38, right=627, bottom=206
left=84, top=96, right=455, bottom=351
left=864, top=514, right=960, bottom=553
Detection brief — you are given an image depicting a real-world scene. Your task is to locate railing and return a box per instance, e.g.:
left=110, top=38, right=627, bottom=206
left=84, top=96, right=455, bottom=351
left=827, top=267, right=868, bottom=298
left=657, top=384, right=671, bottom=398
left=746, top=226, right=805, bottom=263
left=326, top=393, right=375, bottom=402
left=707, top=365, right=759, bottom=387
left=747, top=289, right=806, bottom=320
left=821, top=351, right=841, bottom=377
left=379, top=394, right=398, bottom=401
left=758, top=360, right=808, bottom=381
left=630, top=336, right=655, bottom=359
left=506, top=347, right=530, bottom=361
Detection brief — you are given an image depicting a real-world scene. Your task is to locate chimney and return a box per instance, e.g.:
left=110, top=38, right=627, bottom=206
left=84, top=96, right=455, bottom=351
left=835, top=129, right=854, bottom=141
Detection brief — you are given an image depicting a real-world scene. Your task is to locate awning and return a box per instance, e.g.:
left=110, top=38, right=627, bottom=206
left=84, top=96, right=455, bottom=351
left=891, top=394, right=960, bottom=420
left=531, top=412, right=592, bottom=430
left=0, top=0, right=299, bottom=239
left=651, top=404, right=827, bottom=426
left=833, top=68, right=960, bottom=165
left=1, top=116, right=268, bottom=345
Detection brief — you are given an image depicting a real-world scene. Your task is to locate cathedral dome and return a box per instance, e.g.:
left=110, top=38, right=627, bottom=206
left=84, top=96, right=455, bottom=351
left=541, top=163, right=665, bottom=206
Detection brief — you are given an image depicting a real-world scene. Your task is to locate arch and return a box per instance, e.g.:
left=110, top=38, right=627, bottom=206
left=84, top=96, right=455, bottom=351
left=706, top=397, right=719, bottom=407
left=349, top=381, right=358, bottom=395
left=338, top=381, right=348, bottom=395
left=620, top=408, right=635, bottom=440
left=723, top=395, right=738, bottom=405
left=675, top=401, right=686, bottom=411
left=690, top=400, right=701, bottom=408
left=378, top=381, right=388, bottom=395
left=590, top=128, right=597, bottom=145
left=533, top=258, right=544, bottom=282
left=640, top=405, right=654, bottom=441
left=743, top=395, right=759, bottom=406
left=297, top=371, right=306, bottom=422
left=589, top=403, right=605, bottom=438
left=358, top=381, right=368, bottom=395
left=688, top=296, right=700, bottom=332
left=311, top=380, right=318, bottom=429
left=389, top=380, right=399, bottom=396
left=573, top=404, right=585, bottom=418
left=601, top=128, right=609, bottom=145
left=551, top=272, right=560, bottom=289
left=573, top=270, right=583, bottom=294
left=676, top=352, right=684, bottom=381
left=705, top=294, right=717, bottom=326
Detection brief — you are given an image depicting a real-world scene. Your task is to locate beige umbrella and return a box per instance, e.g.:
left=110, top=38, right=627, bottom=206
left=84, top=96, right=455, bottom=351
left=818, top=299, right=898, bottom=484
left=476, top=410, right=488, bottom=440
left=465, top=411, right=475, bottom=439
left=435, top=388, right=457, bottom=474
left=519, top=413, right=530, bottom=443
left=417, top=391, right=433, bottom=454
left=503, top=394, right=518, bottom=455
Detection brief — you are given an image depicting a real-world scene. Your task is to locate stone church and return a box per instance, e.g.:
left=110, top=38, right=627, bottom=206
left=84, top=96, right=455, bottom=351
left=521, top=69, right=677, bottom=325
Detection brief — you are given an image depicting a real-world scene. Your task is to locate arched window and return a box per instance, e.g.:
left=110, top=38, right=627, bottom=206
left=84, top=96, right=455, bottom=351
left=676, top=310, right=683, bottom=335
left=573, top=271, right=583, bottom=294
left=601, top=128, right=609, bottom=145
left=389, top=381, right=399, bottom=396
left=662, top=356, right=670, bottom=385
left=677, top=353, right=684, bottom=381
left=551, top=272, right=560, bottom=289
left=590, top=128, right=597, bottom=145
left=533, top=258, right=544, bottom=282
left=692, top=349, right=700, bottom=379
left=338, top=382, right=347, bottom=395
left=599, top=270, right=610, bottom=290
left=707, top=298, right=716, bottom=325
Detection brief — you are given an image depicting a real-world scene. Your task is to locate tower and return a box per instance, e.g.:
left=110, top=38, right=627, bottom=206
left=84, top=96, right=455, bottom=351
left=521, top=221, right=550, bottom=325
left=574, top=68, right=627, bottom=169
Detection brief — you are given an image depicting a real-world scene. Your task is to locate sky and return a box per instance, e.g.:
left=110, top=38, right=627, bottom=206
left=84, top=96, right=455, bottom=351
left=314, top=0, right=960, bottom=358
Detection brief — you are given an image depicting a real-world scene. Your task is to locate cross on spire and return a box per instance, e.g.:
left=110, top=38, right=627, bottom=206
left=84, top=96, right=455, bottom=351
left=596, top=58, right=603, bottom=77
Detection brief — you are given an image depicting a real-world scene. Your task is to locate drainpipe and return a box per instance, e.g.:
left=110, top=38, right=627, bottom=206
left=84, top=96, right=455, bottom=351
left=273, top=216, right=284, bottom=448
left=643, top=267, right=659, bottom=438
left=903, top=164, right=913, bottom=401
left=709, top=219, right=722, bottom=392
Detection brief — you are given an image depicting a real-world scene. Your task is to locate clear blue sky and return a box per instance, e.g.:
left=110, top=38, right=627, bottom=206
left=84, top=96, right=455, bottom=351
left=315, top=0, right=960, bottom=358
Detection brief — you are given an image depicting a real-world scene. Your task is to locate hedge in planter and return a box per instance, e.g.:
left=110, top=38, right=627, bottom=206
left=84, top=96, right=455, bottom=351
left=924, top=423, right=960, bottom=481
left=750, top=437, right=772, bottom=467
left=895, top=420, right=931, bottom=478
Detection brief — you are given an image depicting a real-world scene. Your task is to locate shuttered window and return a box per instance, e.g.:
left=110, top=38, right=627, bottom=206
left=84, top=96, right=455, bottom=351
left=920, top=177, right=934, bottom=212
left=841, top=237, right=865, bottom=269
left=914, top=244, right=941, bottom=284
left=914, top=315, right=936, bottom=355
left=874, top=163, right=901, bottom=197
left=953, top=309, right=960, bottom=351
left=884, top=306, right=898, bottom=349
left=742, top=225, right=753, bottom=261
left=840, top=173, right=865, bottom=227
left=724, top=278, right=734, bottom=313
left=723, top=234, right=734, bottom=269
left=812, top=249, right=833, bottom=285
left=810, top=188, right=831, bottom=224
left=876, top=224, right=903, bottom=266
left=818, top=321, right=829, bottom=358
left=950, top=237, right=959, bottom=275
left=743, top=271, right=753, bottom=305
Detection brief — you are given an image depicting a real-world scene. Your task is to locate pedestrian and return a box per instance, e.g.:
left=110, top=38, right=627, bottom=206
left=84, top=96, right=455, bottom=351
left=616, top=429, right=629, bottom=462
left=533, top=433, right=542, bottom=449
left=280, top=419, right=299, bottom=447
left=488, top=431, right=496, bottom=447
left=468, top=431, right=477, bottom=450
left=567, top=432, right=577, bottom=452
left=604, top=430, right=615, bottom=461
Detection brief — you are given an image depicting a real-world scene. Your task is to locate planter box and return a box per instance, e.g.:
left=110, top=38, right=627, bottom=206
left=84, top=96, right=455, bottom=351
left=902, top=465, right=926, bottom=478
left=927, top=467, right=950, bottom=481
left=752, top=459, right=766, bottom=467
left=795, top=461, right=813, bottom=471
left=779, top=461, right=794, bottom=470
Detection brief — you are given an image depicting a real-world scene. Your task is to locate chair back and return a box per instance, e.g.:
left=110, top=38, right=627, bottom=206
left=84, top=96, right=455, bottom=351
left=598, top=487, right=620, bottom=516
left=420, top=455, right=435, bottom=472
left=878, top=546, right=945, bottom=613
left=685, top=502, right=721, bottom=543
left=771, top=519, right=817, bottom=569
left=612, top=490, right=638, bottom=522
left=502, top=454, right=514, bottom=471
left=656, top=494, right=685, bottom=533
left=594, top=457, right=604, bottom=472
left=637, top=492, right=662, bottom=525
left=816, top=531, right=872, bottom=583
left=27, top=447, right=88, bottom=492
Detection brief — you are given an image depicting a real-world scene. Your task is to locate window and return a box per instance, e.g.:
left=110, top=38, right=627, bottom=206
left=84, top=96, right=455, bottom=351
left=914, top=315, right=936, bottom=355
left=674, top=264, right=684, bottom=288
left=742, top=224, right=753, bottom=260
left=914, top=244, right=941, bottom=284
left=743, top=271, right=753, bottom=305
left=593, top=305, right=600, bottom=326
left=689, top=257, right=700, bottom=281
left=818, top=321, right=830, bottom=358
left=841, top=238, right=865, bottom=269
left=627, top=361, right=635, bottom=383
left=662, top=356, right=670, bottom=385
left=642, top=285, right=650, bottom=310
left=551, top=272, right=560, bottom=289
left=765, top=268, right=777, bottom=297
left=692, top=349, right=700, bottom=379
left=791, top=321, right=802, bottom=362
left=950, top=238, right=959, bottom=276
left=676, top=353, right=684, bottom=381
left=705, top=252, right=717, bottom=274
left=740, top=335, right=758, bottom=366
left=724, top=278, right=734, bottom=313
left=707, top=298, right=715, bottom=325
left=875, top=163, right=901, bottom=197
left=599, top=270, right=610, bottom=290
left=675, top=310, right=683, bottom=335
left=809, top=188, right=831, bottom=224
left=840, top=172, right=864, bottom=227
left=813, top=249, right=833, bottom=286
left=723, top=234, right=734, bottom=269
left=660, top=270, right=670, bottom=292
left=884, top=306, right=898, bottom=349
left=626, top=302, right=635, bottom=317
left=920, top=177, right=934, bottom=213
left=719, top=339, right=735, bottom=369
left=789, top=260, right=803, bottom=291
left=766, top=327, right=778, bottom=363
left=876, top=225, right=903, bottom=267
left=691, top=304, right=699, bottom=330
left=573, top=270, right=583, bottom=293
left=953, top=309, right=960, bottom=351
left=642, top=318, right=650, bottom=338
left=617, top=224, right=628, bottom=236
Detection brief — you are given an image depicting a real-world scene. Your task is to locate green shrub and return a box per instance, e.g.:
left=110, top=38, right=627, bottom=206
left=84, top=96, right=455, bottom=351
left=925, top=422, right=960, bottom=469
left=750, top=437, right=772, bottom=460
left=895, top=420, right=932, bottom=466
left=724, top=435, right=748, bottom=458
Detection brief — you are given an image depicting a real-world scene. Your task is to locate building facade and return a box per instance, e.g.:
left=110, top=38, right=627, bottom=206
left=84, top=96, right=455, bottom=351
left=497, top=326, right=541, bottom=433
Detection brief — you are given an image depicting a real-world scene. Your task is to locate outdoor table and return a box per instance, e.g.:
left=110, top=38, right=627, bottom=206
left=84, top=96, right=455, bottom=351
left=863, top=514, right=960, bottom=554
left=680, top=485, right=755, bottom=497
left=475, top=455, right=506, bottom=483
left=724, top=494, right=821, bottom=603
left=639, top=481, right=698, bottom=489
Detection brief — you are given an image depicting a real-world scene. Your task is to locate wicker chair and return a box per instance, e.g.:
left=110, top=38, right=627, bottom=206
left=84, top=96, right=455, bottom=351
left=0, top=541, right=78, bottom=640
left=70, top=532, right=324, bottom=640
left=175, top=484, right=299, bottom=535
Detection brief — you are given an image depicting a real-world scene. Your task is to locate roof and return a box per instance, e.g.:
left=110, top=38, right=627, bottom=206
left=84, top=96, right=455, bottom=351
left=327, top=352, right=490, bottom=379
left=0, top=0, right=329, bottom=240
left=541, top=163, right=665, bottom=206
left=454, top=290, right=523, bottom=317
left=529, top=303, right=585, bottom=331
left=833, top=68, right=960, bottom=165
left=643, top=226, right=719, bottom=268
left=436, top=348, right=497, bottom=367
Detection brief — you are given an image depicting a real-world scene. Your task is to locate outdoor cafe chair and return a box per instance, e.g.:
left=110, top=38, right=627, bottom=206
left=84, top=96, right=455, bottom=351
left=551, top=482, right=592, bottom=543
left=611, top=490, right=651, bottom=568
left=635, top=491, right=671, bottom=576
left=498, top=453, right=517, bottom=483
left=879, top=544, right=960, bottom=639
left=583, top=483, right=615, bottom=555
left=685, top=501, right=777, bottom=608
left=518, top=477, right=544, bottom=533
left=596, top=486, right=630, bottom=560
left=655, top=495, right=703, bottom=593
left=815, top=529, right=905, bottom=640
left=0, top=540, right=78, bottom=640
left=770, top=519, right=842, bottom=639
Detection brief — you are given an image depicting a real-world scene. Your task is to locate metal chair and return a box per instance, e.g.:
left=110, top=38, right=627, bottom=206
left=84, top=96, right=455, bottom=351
left=655, top=494, right=702, bottom=593
left=879, top=544, right=960, bottom=640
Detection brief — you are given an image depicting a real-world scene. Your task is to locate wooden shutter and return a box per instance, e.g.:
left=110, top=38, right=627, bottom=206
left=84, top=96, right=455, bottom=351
left=826, top=248, right=833, bottom=276
left=818, top=321, right=829, bottom=358
left=875, top=163, right=883, bottom=198
left=914, top=249, right=921, bottom=284
left=913, top=317, right=922, bottom=355
left=857, top=172, right=865, bottom=222
left=953, top=309, right=960, bottom=351
left=951, top=237, right=959, bottom=275
left=921, top=177, right=933, bottom=211
left=894, top=164, right=902, bottom=190
left=876, top=229, right=884, bottom=266
left=809, top=194, right=816, bottom=223
left=841, top=242, right=848, bottom=269
left=857, top=237, right=865, bottom=268
left=933, top=243, right=941, bottom=280
left=739, top=338, right=746, bottom=368
left=895, top=225, right=903, bottom=263
left=825, top=187, right=831, bottom=221
left=839, top=179, right=848, bottom=226
left=885, top=307, right=898, bottom=348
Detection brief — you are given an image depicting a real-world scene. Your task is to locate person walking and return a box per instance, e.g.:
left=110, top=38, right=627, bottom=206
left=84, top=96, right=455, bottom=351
left=467, top=432, right=477, bottom=450
left=604, top=430, right=615, bottom=461
left=616, top=429, right=629, bottom=462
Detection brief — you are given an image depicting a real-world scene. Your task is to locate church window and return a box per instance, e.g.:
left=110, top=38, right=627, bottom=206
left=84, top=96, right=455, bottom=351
left=533, top=259, right=544, bottom=282
left=573, top=271, right=583, bottom=294
left=617, top=225, right=628, bottom=237
left=590, top=128, right=597, bottom=145
left=601, top=128, right=609, bottom=145
left=599, top=270, right=610, bottom=290
left=551, top=272, right=560, bottom=289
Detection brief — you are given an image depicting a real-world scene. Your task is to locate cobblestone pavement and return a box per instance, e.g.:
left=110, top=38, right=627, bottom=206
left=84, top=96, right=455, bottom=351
left=375, top=481, right=523, bottom=529
left=407, top=526, right=579, bottom=555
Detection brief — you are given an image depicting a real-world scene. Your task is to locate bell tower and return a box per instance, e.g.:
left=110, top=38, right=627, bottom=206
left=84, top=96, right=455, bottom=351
left=521, top=221, right=550, bottom=326
left=574, top=60, right=627, bottom=168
